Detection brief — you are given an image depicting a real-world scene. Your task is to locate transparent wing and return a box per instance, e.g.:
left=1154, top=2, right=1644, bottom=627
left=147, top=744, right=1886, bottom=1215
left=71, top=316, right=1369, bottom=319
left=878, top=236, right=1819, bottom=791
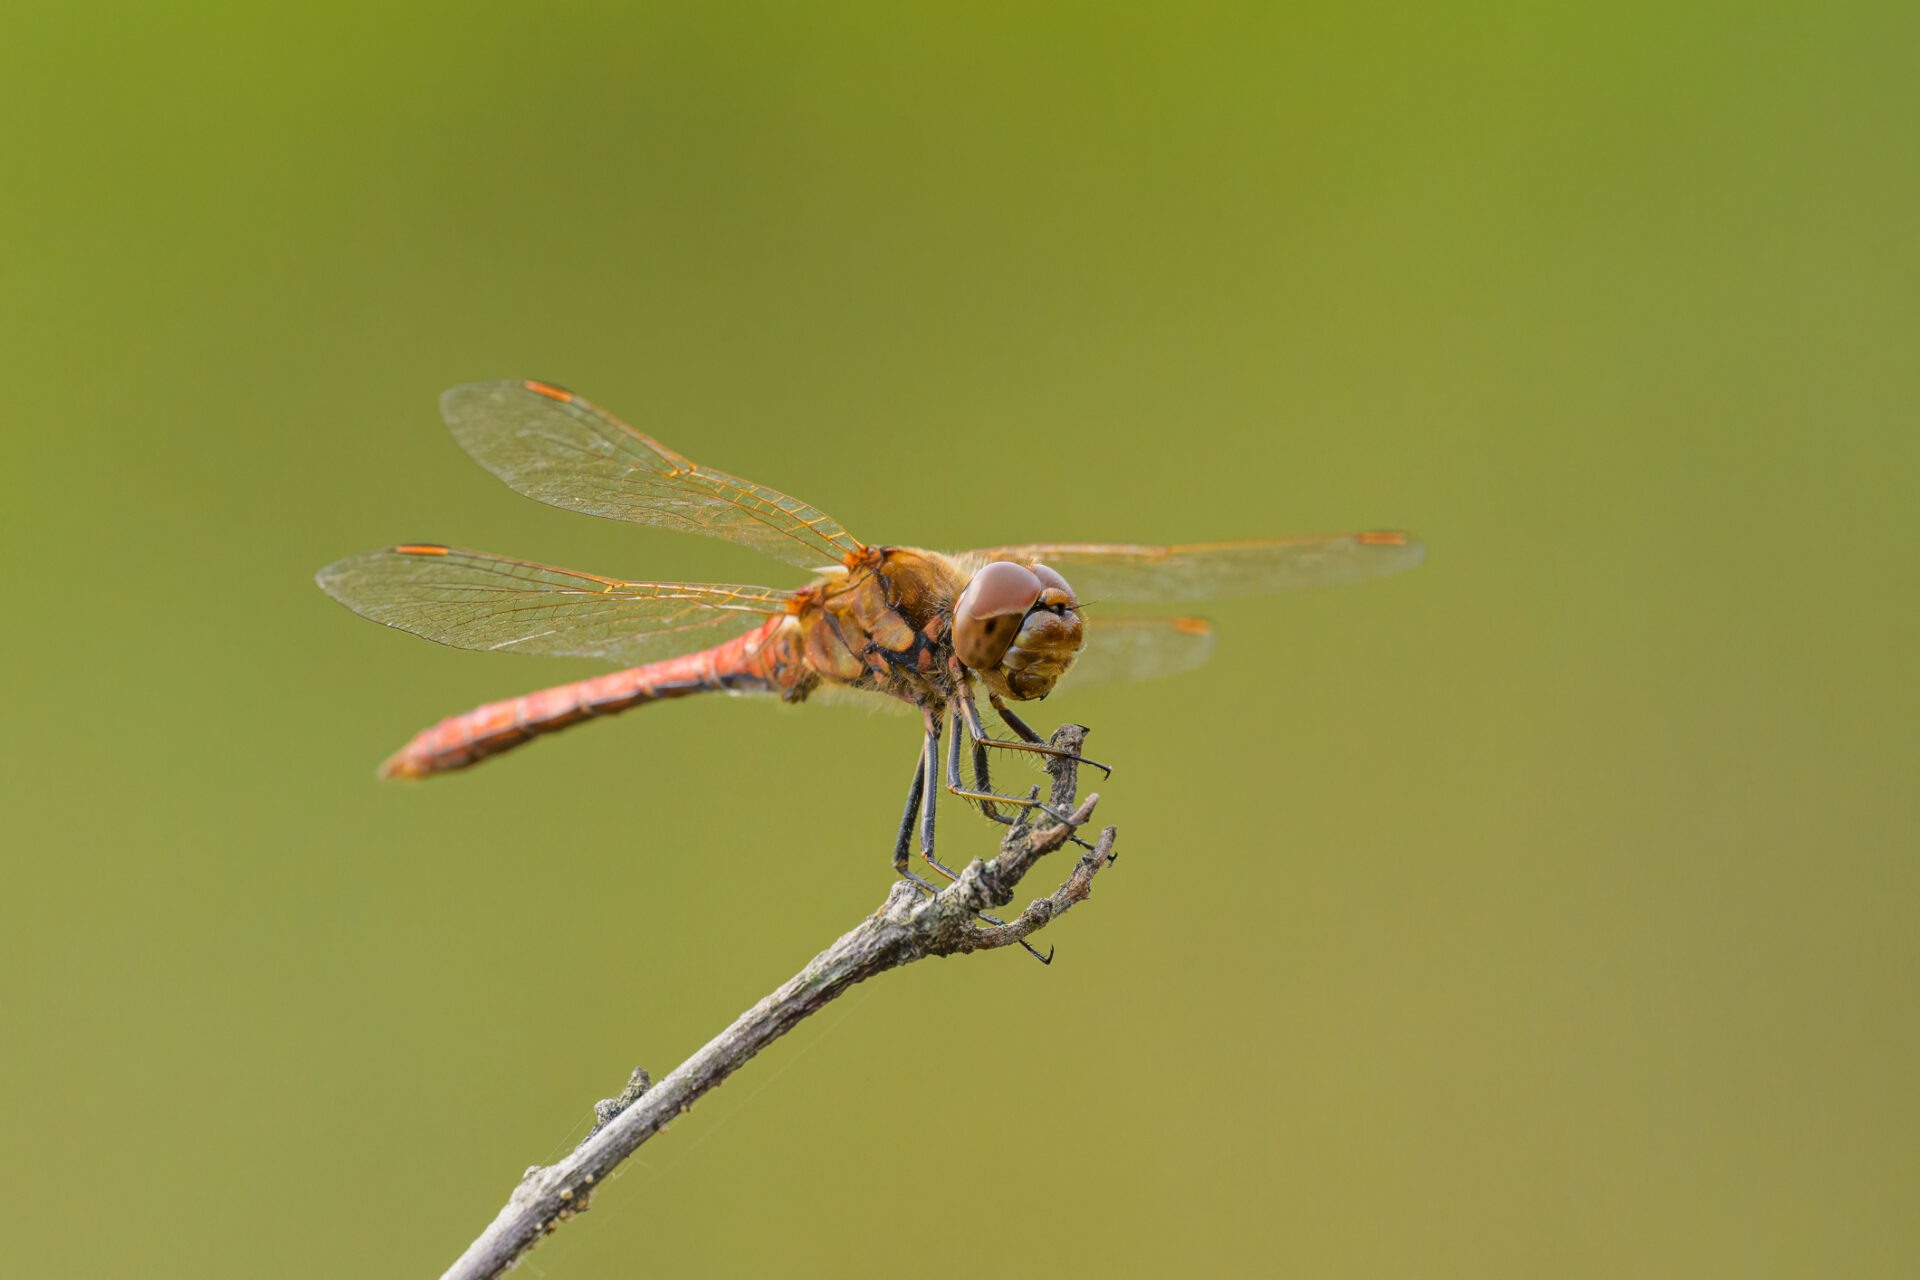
left=1064, top=615, right=1219, bottom=690
left=959, top=531, right=1425, bottom=603
left=315, top=544, right=794, bottom=666
left=439, top=380, right=867, bottom=572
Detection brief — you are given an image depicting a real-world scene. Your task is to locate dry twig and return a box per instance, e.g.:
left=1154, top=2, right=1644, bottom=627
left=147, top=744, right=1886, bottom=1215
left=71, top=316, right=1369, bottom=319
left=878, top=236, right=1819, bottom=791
left=439, top=724, right=1116, bottom=1280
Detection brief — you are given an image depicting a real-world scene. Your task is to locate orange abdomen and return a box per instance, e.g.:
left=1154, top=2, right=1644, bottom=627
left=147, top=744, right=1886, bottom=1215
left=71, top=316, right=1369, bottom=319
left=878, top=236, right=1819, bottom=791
left=381, top=618, right=806, bottom=778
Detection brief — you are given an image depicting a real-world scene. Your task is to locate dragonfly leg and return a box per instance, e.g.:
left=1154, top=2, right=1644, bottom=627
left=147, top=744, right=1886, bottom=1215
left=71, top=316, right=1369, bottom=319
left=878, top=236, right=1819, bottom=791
left=974, top=693, right=1101, bottom=855
left=918, top=708, right=961, bottom=883
left=952, top=676, right=1112, bottom=777
left=951, top=709, right=1015, bottom=826
left=944, top=708, right=1078, bottom=826
left=892, top=738, right=938, bottom=893
left=944, top=712, right=1055, bottom=965
left=986, top=692, right=1046, bottom=744
left=964, top=716, right=1015, bottom=826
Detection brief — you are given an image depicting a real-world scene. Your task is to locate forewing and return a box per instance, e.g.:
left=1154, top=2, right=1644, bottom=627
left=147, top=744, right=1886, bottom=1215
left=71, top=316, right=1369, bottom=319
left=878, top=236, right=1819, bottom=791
left=961, top=531, right=1424, bottom=603
left=315, top=545, right=793, bottom=666
left=440, top=380, right=866, bottom=572
left=1064, top=615, right=1219, bottom=690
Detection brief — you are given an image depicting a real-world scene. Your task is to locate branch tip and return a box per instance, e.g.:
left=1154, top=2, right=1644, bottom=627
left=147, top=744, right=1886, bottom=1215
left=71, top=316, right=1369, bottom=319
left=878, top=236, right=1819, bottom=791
left=438, top=721, right=1118, bottom=1280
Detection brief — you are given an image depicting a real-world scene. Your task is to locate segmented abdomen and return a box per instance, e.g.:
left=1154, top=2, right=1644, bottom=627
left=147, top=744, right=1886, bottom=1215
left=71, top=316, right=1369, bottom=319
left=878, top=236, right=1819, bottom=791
left=380, top=618, right=803, bottom=778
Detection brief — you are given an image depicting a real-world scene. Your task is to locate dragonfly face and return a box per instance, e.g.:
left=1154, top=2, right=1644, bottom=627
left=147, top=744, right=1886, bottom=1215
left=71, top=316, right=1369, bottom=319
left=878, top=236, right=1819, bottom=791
left=952, top=560, right=1085, bottom=701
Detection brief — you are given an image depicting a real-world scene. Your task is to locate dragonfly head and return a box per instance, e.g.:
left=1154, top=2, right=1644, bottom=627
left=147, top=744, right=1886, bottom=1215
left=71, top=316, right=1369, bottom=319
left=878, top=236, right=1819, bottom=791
left=953, top=561, right=1083, bottom=700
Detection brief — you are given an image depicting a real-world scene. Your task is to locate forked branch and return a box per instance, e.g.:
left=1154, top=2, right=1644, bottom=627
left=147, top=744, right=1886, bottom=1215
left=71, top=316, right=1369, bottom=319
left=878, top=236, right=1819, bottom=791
left=439, top=725, right=1117, bottom=1280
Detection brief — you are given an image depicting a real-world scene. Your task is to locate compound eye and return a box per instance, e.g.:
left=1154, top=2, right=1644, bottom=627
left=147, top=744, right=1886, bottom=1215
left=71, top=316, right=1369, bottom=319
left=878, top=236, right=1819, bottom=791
left=1029, top=563, right=1074, bottom=601
left=953, top=561, right=1042, bottom=669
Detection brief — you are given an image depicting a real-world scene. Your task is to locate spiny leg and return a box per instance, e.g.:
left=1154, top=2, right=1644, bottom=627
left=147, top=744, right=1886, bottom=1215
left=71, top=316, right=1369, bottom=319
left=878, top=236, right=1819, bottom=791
left=951, top=681, right=1102, bottom=837
left=945, top=709, right=1074, bottom=825
left=883, top=708, right=1062, bottom=964
left=953, top=677, right=1111, bottom=778
left=972, top=694, right=1103, bottom=854
left=891, top=722, right=1043, bottom=960
left=952, top=712, right=1008, bottom=824
left=987, top=692, right=1045, bottom=744
left=942, top=710, right=1057, bottom=964
left=971, top=730, right=1014, bottom=826
left=892, top=738, right=938, bottom=892
left=918, top=707, right=961, bottom=882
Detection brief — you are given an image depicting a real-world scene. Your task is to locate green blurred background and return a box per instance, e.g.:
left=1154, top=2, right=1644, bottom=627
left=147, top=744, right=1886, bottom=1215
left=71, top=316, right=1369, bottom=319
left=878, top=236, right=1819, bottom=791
left=4, top=2, right=1915, bottom=1276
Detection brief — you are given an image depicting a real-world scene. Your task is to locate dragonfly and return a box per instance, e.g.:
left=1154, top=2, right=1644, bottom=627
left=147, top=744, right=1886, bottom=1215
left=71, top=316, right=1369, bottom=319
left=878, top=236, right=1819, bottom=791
left=317, top=380, right=1425, bottom=887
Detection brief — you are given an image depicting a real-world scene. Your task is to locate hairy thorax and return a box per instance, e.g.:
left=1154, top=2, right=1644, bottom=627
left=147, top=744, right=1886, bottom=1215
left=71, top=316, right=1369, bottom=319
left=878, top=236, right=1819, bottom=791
left=776, top=547, right=968, bottom=708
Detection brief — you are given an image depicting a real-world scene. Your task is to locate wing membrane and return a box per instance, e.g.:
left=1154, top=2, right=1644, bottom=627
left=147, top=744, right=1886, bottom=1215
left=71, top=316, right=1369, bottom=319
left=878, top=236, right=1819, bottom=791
left=315, top=545, right=793, bottom=666
left=1065, top=615, right=1219, bottom=690
left=962, top=531, right=1425, bottom=603
left=439, top=380, right=866, bottom=572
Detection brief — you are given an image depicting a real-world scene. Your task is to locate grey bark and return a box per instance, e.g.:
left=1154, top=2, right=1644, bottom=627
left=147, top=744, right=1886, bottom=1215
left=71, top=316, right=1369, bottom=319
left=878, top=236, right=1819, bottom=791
left=440, top=725, right=1116, bottom=1280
